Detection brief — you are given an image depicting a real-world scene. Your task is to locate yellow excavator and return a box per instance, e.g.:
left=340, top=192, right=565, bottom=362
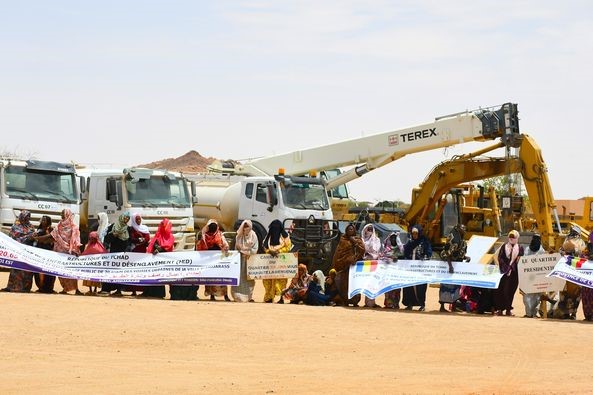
left=402, top=134, right=570, bottom=251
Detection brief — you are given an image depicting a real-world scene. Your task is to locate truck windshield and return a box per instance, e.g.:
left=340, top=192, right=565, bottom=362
left=281, top=182, right=330, bottom=211
left=4, top=166, right=78, bottom=203
left=126, top=176, right=191, bottom=208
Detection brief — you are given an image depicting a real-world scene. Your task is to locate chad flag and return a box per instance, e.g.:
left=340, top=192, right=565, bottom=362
left=355, top=260, right=378, bottom=272
left=566, top=256, right=588, bottom=268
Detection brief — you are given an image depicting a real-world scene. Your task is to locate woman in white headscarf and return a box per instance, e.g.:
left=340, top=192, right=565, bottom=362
left=361, top=223, right=381, bottom=308
left=494, top=230, right=524, bottom=316
left=231, top=220, right=258, bottom=302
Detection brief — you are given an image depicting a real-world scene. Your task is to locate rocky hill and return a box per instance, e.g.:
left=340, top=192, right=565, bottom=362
left=137, top=150, right=217, bottom=173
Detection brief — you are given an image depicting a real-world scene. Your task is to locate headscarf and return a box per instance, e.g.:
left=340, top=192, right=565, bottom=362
left=111, top=212, right=130, bottom=241
left=9, top=210, right=34, bottom=243
left=51, top=208, right=81, bottom=254
left=82, top=231, right=107, bottom=255
left=197, top=219, right=227, bottom=251
left=504, top=230, right=521, bottom=264
left=130, top=212, right=150, bottom=234
left=97, top=212, right=109, bottom=242
left=235, top=220, right=258, bottom=255
left=147, top=218, right=175, bottom=253
left=528, top=234, right=542, bottom=253
left=361, top=223, right=381, bottom=260
left=312, top=270, right=326, bottom=292
left=263, top=219, right=288, bottom=248
left=383, top=232, right=404, bottom=254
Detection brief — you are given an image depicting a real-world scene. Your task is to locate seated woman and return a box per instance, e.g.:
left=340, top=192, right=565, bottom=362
left=281, top=264, right=310, bottom=304
left=305, top=270, right=331, bottom=306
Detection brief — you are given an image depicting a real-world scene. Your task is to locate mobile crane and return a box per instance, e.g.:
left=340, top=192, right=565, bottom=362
left=201, top=103, right=521, bottom=270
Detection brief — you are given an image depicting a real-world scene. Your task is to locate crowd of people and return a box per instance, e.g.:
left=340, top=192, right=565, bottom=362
left=2, top=210, right=593, bottom=320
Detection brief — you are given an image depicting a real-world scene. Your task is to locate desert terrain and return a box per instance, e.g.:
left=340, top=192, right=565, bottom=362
left=1, top=272, right=592, bottom=394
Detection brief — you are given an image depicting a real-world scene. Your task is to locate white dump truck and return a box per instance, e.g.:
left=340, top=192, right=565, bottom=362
left=0, top=158, right=81, bottom=233
left=78, top=167, right=195, bottom=250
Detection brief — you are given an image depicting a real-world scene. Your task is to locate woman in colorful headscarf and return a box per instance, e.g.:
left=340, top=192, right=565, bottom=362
left=197, top=219, right=230, bottom=301
left=493, top=230, right=524, bottom=316
left=100, top=212, right=131, bottom=296
left=262, top=220, right=291, bottom=303
left=361, top=223, right=381, bottom=308
left=33, top=215, right=56, bottom=293
left=281, top=264, right=310, bottom=303
left=231, top=220, right=258, bottom=302
left=402, top=224, right=432, bottom=311
left=51, top=208, right=82, bottom=295
left=143, top=218, right=175, bottom=299
left=332, top=223, right=365, bottom=307
left=1, top=210, right=35, bottom=292
left=81, top=231, right=106, bottom=294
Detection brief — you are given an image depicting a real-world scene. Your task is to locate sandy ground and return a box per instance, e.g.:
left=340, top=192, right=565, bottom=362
left=1, top=272, right=592, bottom=395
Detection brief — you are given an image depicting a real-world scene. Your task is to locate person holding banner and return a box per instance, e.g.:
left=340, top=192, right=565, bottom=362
left=100, top=213, right=132, bottom=296
left=1, top=210, right=35, bottom=292
left=520, top=233, right=545, bottom=318
left=32, top=215, right=57, bottom=294
left=197, top=219, right=230, bottom=301
left=362, top=223, right=381, bottom=308
left=494, top=230, right=524, bottom=316
left=126, top=213, right=151, bottom=296
left=383, top=232, right=403, bottom=309
left=402, top=224, right=432, bottom=312
left=48, top=208, right=82, bottom=295
left=262, top=220, right=291, bottom=304
left=81, top=231, right=106, bottom=295
left=231, top=220, right=258, bottom=302
left=332, top=223, right=365, bottom=307
left=144, top=218, right=175, bottom=299
left=438, top=224, right=470, bottom=313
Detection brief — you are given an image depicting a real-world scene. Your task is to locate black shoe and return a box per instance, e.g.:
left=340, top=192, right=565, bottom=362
left=418, top=306, right=426, bottom=312
left=224, top=295, right=231, bottom=302
left=404, top=305, right=413, bottom=310
left=210, top=295, right=216, bottom=301
left=277, top=298, right=284, bottom=304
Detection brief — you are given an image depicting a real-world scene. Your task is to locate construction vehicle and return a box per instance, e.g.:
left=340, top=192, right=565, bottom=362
left=0, top=158, right=81, bottom=233
left=553, top=197, right=593, bottom=233
left=78, top=167, right=195, bottom=250
left=199, top=103, right=520, bottom=270
left=402, top=134, right=568, bottom=251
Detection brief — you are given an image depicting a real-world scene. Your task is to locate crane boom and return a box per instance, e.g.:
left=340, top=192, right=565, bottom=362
left=222, top=103, right=520, bottom=190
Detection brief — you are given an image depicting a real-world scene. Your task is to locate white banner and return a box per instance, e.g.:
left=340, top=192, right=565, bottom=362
left=518, top=253, right=565, bottom=293
left=0, top=232, right=240, bottom=285
left=247, top=252, right=298, bottom=280
left=348, top=259, right=503, bottom=299
left=547, top=255, right=593, bottom=289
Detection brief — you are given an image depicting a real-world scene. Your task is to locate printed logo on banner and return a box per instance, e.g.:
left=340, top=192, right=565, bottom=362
left=388, top=134, right=399, bottom=146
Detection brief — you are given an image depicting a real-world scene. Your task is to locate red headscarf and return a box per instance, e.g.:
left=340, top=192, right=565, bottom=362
left=147, top=218, right=175, bottom=253
left=82, top=231, right=107, bottom=255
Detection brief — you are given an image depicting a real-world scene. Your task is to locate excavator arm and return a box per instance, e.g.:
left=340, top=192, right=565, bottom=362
left=403, top=134, right=563, bottom=250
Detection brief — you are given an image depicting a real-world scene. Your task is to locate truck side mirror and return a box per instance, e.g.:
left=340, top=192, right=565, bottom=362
left=107, top=179, right=123, bottom=209
left=266, top=184, right=277, bottom=212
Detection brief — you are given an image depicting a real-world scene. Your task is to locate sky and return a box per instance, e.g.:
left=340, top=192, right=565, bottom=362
left=1, top=1, right=592, bottom=203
